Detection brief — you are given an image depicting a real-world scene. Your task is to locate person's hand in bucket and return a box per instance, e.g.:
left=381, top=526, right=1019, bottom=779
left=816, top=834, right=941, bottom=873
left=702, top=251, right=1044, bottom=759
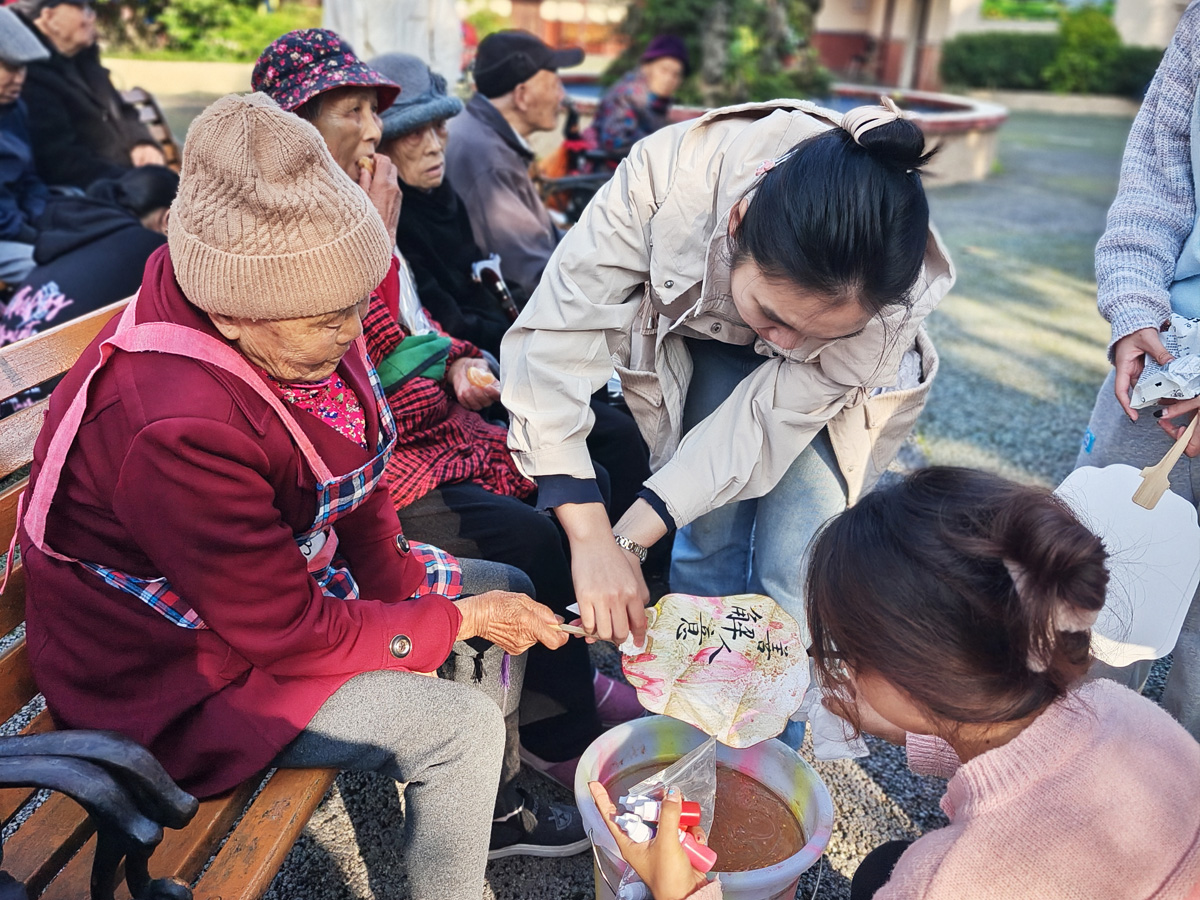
left=588, top=782, right=710, bottom=900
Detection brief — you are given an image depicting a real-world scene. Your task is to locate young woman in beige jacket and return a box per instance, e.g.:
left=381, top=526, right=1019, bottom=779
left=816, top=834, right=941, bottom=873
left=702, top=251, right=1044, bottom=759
left=500, top=99, right=954, bottom=736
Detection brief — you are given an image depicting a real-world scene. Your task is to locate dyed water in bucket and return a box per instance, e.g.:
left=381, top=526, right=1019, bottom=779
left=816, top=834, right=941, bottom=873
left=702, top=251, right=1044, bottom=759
left=576, top=716, right=834, bottom=900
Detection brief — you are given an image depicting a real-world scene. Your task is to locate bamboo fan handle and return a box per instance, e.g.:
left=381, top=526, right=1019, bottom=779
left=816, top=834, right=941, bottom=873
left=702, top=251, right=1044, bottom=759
left=557, top=622, right=618, bottom=644
left=1133, top=414, right=1199, bottom=510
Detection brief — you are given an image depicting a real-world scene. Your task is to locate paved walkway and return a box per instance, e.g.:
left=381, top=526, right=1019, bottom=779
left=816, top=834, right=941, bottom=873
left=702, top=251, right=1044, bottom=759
left=921, top=111, right=1130, bottom=487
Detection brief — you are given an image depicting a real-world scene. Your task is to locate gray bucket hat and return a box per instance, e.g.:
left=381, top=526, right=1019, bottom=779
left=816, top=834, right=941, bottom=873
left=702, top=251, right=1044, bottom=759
left=369, top=53, right=464, bottom=141
left=0, top=7, right=49, bottom=66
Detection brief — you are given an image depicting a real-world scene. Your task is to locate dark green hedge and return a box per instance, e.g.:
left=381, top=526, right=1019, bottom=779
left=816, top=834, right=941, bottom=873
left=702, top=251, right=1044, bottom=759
left=939, top=31, right=1164, bottom=97
left=940, top=33, right=1061, bottom=90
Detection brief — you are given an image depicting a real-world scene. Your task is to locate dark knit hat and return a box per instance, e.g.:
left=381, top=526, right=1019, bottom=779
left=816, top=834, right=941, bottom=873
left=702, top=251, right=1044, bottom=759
left=472, top=30, right=583, bottom=99
left=369, top=53, right=463, bottom=141
left=0, top=7, right=48, bottom=66
left=252, top=29, right=400, bottom=113
left=641, top=35, right=690, bottom=76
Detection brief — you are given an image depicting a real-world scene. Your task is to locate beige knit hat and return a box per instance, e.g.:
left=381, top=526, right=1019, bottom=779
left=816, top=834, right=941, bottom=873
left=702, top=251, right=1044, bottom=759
left=168, top=92, right=392, bottom=320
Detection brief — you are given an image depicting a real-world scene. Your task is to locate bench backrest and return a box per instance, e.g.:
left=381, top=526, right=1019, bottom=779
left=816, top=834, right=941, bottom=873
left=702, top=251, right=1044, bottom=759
left=0, top=299, right=127, bottom=742
left=121, top=88, right=182, bottom=171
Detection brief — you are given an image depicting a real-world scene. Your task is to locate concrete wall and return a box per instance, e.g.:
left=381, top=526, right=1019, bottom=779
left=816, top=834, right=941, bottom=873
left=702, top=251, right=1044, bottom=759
left=1113, top=0, right=1187, bottom=48
left=814, top=0, right=874, bottom=33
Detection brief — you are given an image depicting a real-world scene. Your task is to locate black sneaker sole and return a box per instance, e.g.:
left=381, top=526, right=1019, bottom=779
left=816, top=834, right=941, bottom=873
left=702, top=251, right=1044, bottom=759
left=487, top=836, right=593, bottom=861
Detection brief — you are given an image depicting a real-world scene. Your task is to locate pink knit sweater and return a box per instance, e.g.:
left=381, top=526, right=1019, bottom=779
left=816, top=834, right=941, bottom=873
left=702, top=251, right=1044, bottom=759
left=687, top=680, right=1200, bottom=900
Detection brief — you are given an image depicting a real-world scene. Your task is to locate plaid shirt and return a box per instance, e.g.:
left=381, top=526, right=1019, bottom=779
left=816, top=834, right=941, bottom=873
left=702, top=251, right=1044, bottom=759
left=362, top=296, right=535, bottom=509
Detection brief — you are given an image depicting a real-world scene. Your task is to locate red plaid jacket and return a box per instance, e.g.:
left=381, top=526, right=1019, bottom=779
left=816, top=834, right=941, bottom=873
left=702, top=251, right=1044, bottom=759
left=363, top=270, right=535, bottom=509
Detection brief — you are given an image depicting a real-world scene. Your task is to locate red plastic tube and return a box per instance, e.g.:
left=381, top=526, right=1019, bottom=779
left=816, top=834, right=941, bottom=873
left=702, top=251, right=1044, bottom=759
left=679, top=830, right=718, bottom=873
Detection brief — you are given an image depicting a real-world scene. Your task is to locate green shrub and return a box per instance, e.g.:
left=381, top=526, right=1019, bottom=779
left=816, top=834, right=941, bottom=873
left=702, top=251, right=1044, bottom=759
left=939, top=32, right=1060, bottom=90
left=1107, top=45, right=1164, bottom=98
left=1043, top=5, right=1122, bottom=93
left=105, top=1, right=321, bottom=62
left=465, top=9, right=508, bottom=41
left=157, top=0, right=253, bottom=54
left=939, top=16, right=1161, bottom=97
left=981, top=0, right=1113, bottom=20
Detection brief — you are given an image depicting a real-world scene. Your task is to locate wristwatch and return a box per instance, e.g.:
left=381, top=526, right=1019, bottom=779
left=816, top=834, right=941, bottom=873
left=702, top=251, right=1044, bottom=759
left=613, top=533, right=648, bottom=565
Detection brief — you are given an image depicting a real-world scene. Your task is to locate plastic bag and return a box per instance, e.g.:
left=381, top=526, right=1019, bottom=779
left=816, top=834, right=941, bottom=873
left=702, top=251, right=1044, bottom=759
left=613, top=737, right=718, bottom=898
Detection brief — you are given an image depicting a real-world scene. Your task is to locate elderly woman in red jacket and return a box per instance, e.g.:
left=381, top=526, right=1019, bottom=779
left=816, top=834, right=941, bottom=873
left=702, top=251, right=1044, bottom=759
left=19, top=93, right=566, bottom=900
left=249, top=30, right=648, bottom=813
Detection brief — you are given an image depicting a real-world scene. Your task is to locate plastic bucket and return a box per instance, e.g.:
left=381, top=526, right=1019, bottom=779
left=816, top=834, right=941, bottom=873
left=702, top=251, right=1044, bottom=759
left=575, top=715, right=834, bottom=900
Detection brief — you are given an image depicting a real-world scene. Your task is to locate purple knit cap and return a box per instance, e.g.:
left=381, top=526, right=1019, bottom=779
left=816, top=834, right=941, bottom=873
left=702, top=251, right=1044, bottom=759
left=252, top=29, right=400, bottom=113
left=641, top=35, right=690, bottom=76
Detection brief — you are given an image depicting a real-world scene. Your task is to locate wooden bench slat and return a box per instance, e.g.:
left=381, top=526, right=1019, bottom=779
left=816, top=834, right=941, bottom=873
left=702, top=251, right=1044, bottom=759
left=2, top=791, right=93, bottom=897
left=0, top=299, right=125, bottom=404
left=0, top=564, right=24, bottom=637
left=0, top=708, right=56, bottom=829
left=0, top=402, right=48, bottom=483
left=0, top=481, right=23, bottom=557
left=0, top=637, right=34, bottom=725
left=39, top=779, right=260, bottom=900
left=191, top=769, right=338, bottom=900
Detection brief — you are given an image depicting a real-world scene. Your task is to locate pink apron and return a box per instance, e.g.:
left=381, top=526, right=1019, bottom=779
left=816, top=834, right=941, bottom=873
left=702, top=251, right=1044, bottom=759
left=18, top=294, right=459, bottom=629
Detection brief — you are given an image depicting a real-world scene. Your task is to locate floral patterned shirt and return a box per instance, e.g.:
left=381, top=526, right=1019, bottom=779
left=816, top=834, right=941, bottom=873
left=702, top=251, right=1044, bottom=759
left=268, top=369, right=367, bottom=448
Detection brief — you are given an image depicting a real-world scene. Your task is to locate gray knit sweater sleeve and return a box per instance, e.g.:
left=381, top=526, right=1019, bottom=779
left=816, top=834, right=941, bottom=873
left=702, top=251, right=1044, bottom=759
left=1095, top=0, right=1200, bottom=354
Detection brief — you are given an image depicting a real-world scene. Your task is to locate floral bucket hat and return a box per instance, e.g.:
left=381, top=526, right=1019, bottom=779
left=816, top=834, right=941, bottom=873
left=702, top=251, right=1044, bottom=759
left=252, top=29, right=401, bottom=113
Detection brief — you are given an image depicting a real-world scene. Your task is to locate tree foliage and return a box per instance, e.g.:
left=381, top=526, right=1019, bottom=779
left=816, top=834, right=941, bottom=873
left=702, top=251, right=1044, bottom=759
left=96, top=0, right=319, bottom=60
left=1042, top=5, right=1122, bottom=93
left=606, top=0, right=830, bottom=105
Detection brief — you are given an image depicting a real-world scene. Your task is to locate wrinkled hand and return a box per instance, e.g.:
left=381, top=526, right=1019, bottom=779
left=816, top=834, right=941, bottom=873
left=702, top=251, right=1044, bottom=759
left=1113, top=327, right=1173, bottom=421
left=822, top=684, right=907, bottom=746
left=1154, top=400, right=1200, bottom=456
left=455, top=591, right=567, bottom=655
left=131, top=144, right=166, bottom=167
left=588, top=783, right=710, bottom=900
left=358, top=153, right=401, bottom=246
left=572, top=531, right=649, bottom=645
left=448, top=357, right=501, bottom=410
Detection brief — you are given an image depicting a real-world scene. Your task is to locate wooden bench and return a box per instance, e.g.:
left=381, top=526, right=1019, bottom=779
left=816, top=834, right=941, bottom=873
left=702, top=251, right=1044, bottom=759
left=119, top=89, right=181, bottom=171
left=0, top=301, right=337, bottom=899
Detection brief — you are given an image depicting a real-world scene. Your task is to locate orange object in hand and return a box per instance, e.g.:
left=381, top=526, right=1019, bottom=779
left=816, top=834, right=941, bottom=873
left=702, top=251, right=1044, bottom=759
left=467, top=367, right=498, bottom=388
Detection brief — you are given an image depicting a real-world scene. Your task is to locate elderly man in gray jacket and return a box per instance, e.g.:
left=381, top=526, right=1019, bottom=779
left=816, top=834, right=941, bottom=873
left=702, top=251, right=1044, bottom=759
left=445, top=30, right=581, bottom=292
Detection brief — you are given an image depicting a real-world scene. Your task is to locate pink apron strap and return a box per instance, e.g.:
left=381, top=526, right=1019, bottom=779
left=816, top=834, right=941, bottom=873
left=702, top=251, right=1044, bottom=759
left=23, top=294, right=361, bottom=560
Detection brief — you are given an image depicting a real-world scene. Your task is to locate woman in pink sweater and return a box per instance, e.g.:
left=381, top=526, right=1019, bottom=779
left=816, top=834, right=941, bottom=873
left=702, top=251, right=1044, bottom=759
left=590, top=467, right=1200, bottom=900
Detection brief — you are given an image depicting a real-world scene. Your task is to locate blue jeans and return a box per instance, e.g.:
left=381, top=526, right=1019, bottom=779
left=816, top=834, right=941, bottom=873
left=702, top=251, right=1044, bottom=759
left=670, top=339, right=848, bottom=746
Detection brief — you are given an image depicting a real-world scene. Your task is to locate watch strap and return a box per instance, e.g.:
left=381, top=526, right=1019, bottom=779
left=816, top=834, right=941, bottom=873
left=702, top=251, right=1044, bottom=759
left=613, top=533, right=648, bottom=565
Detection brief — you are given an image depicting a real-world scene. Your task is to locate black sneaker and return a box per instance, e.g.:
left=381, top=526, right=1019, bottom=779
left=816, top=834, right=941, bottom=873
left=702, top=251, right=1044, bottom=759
left=488, top=789, right=591, bottom=860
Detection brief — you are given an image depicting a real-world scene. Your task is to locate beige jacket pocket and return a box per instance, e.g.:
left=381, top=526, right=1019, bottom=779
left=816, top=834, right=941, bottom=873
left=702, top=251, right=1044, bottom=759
left=830, top=327, right=939, bottom=505
left=613, top=362, right=672, bottom=461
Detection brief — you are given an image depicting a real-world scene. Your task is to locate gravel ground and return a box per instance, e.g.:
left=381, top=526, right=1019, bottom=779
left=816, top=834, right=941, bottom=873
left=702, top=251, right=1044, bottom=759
left=12, top=109, right=1173, bottom=899
left=258, top=110, right=1174, bottom=900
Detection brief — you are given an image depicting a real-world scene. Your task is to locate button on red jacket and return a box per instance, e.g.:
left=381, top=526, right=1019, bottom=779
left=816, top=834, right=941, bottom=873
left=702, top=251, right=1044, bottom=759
left=21, top=247, right=461, bottom=798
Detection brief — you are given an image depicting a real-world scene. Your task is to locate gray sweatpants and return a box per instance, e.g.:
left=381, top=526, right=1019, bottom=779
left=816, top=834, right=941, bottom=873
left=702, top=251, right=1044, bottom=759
left=1076, top=370, right=1200, bottom=740
left=274, top=558, right=531, bottom=900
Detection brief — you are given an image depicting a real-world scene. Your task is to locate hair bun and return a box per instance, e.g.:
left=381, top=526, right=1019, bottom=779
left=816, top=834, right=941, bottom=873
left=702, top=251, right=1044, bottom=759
left=841, top=97, right=934, bottom=174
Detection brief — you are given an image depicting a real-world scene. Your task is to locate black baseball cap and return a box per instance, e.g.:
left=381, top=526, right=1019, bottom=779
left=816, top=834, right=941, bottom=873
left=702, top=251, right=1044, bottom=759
left=473, top=30, right=584, bottom=99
